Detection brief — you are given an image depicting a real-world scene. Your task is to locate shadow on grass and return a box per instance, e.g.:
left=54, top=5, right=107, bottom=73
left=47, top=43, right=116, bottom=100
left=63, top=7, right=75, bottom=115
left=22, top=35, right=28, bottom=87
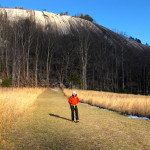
left=49, top=113, right=71, bottom=121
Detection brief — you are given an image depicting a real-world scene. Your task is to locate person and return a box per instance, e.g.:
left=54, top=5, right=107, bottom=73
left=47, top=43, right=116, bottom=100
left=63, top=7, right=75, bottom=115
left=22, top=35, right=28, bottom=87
left=68, top=91, right=80, bottom=123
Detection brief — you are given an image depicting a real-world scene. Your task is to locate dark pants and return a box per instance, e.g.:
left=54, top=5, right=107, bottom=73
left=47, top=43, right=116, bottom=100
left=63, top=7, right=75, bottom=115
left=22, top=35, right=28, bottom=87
left=70, top=105, right=79, bottom=121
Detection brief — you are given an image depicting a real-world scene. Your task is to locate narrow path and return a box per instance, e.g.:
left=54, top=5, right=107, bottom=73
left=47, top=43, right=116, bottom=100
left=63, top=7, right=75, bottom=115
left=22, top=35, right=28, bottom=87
left=2, top=89, right=150, bottom=150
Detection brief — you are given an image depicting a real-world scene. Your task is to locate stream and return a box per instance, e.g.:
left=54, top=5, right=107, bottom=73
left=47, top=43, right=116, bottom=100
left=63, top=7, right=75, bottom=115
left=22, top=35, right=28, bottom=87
left=80, top=102, right=150, bottom=121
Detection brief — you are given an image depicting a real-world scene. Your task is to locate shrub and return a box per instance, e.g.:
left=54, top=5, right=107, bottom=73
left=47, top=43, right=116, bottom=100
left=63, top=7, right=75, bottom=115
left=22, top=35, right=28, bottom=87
left=120, top=89, right=131, bottom=94
left=69, top=73, right=81, bottom=87
left=2, top=78, right=12, bottom=87
left=76, top=14, right=94, bottom=22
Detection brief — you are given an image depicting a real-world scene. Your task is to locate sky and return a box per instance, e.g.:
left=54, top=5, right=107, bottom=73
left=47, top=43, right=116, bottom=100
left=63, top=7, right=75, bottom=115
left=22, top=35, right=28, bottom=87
left=0, top=0, right=150, bottom=44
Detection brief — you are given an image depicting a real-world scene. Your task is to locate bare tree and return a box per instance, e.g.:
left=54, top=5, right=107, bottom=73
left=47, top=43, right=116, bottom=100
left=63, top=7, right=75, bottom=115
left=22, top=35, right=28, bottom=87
left=78, top=33, right=91, bottom=90
left=35, top=36, right=39, bottom=87
left=25, top=20, right=36, bottom=85
left=46, top=38, right=54, bottom=86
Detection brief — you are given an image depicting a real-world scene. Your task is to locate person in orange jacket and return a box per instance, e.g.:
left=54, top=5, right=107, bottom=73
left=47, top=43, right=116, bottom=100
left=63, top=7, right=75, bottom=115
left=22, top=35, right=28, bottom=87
left=68, top=91, right=80, bottom=123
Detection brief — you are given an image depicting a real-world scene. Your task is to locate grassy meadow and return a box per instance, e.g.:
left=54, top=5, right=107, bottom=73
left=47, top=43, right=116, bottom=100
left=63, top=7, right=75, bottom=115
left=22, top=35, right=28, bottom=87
left=0, top=88, right=45, bottom=137
left=63, top=88, right=150, bottom=117
left=1, top=88, right=150, bottom=149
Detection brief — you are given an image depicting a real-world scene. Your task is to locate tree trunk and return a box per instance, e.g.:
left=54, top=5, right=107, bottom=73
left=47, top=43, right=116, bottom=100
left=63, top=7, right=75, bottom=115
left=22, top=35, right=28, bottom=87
left=121, top=47, right=125, bottom=90
left=35, top=38, right=39, bottom=87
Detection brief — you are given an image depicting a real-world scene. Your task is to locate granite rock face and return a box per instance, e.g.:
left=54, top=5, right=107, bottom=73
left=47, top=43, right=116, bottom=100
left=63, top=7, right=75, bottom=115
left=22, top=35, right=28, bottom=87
left=0, top=8, right=101, bottom=35
left=0, top=8, right=149, bottom=51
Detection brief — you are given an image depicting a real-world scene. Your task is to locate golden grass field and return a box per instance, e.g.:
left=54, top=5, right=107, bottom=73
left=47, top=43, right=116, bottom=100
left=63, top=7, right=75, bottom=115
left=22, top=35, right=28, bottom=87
left=63, top=88, right=150, bottom=117
left=1, top=88, right=150, bottom=149
left=0, top=88, right=45, bottom=137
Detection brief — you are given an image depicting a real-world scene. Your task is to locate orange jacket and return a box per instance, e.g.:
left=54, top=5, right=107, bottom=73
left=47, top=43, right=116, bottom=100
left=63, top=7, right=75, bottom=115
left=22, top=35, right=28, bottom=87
left=68, top=96, right=80, bottom=105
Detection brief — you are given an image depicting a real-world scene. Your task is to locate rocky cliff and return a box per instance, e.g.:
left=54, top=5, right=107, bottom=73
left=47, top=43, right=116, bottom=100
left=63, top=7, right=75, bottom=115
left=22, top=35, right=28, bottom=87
left=0, top=8, right=149, bottom=51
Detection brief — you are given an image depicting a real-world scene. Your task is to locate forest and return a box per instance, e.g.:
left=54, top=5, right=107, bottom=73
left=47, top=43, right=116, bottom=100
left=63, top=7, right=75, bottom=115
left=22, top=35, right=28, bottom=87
left=0, top=9, right=150, bottom=95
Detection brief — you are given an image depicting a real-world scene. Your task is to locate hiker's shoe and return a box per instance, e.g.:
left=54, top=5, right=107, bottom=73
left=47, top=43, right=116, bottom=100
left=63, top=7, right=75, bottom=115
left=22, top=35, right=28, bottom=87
left=75, top=120, right=79, bottom=123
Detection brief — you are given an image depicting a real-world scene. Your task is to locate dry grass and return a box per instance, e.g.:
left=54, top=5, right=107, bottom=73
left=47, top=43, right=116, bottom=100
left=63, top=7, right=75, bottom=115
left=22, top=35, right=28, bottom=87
left=63, top=88, right=150, bottom=117
left=1, top=89, right=150, bottom=149
left=0, top=88, right=46, bottom=136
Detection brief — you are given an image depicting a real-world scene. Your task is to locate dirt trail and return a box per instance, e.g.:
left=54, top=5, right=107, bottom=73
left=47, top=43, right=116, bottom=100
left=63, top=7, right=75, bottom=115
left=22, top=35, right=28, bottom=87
left=1, top=89, right=150, bottom=150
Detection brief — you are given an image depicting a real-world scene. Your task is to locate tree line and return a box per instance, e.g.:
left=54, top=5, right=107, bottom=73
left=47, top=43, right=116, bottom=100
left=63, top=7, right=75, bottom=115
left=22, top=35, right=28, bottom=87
left=0, top=13, right=150, bottom=95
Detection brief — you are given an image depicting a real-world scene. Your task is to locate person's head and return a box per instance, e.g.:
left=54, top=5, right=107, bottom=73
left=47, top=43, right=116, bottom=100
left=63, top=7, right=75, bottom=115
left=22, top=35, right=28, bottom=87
left=72, top=91, right=77, bottom=96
